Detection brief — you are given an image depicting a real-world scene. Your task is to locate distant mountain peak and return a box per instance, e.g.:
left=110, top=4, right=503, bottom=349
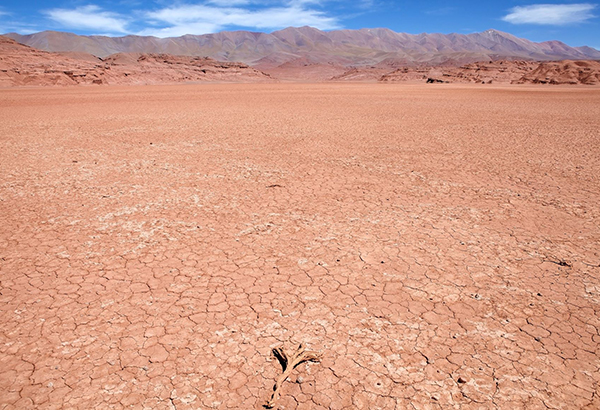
left=480, top=29, right=513, bottom=38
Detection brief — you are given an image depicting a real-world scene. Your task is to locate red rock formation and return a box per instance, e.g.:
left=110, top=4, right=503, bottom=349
left=378, top=60, right=536, bottom=84
left=515, top=60, right=600, bottom=85
left=377, top=60, right=599, bottom=85
left=0, top=36, right=272, bottom=87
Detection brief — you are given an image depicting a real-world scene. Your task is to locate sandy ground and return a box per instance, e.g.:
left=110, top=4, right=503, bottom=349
left=1, top=83, right=599, bottom=409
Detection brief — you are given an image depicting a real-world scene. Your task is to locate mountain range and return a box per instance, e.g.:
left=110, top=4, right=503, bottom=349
left=2, top=33, right=600, bottom=86
left=6, top=27, right=600, bottom=69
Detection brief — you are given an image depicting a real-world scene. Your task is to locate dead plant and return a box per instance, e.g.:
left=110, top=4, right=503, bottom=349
left=264, top=344, right=321, bottom=408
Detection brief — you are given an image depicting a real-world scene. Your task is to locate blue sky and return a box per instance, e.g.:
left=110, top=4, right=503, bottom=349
left=0, top=1, right=598, bottom=48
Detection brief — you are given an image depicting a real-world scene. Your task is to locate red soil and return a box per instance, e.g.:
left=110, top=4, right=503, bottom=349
left=1, top=83, right=599, bottom=409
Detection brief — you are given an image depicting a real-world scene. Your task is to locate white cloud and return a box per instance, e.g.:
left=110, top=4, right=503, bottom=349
left=502, top=3, right=597, bottom=25
left=142, top=3, right=339, bottom=37
left=207, top=0, right=251, bottom=5
left=138, top=22, right=222, bottom=37
left=0, top=12, right=43, bottom=35
left=286, top=0, right=323, bottom=5
left=44, top=5, right=129, bottom=33
left=36, top=1, right=340, bottom=37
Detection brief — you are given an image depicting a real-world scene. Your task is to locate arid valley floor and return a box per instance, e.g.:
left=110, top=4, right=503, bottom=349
left=1, top=83, right=599, bottom=409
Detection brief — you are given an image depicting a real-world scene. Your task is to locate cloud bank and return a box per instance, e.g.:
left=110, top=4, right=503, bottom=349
left=42, top=2, right=340, bottom=37
left=142, top=3, right=339, bottom=37
left=502, top=3, right=597, bottom=25
left=44, top=5, right=130, bottom=34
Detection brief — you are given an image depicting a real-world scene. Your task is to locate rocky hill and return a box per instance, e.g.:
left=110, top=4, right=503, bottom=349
left=376, top=59, right=600, bottom=85
left=379, top=60, right=540, bottom=84
left=0, top=36, right=271, bottom=87
left=516, top=60, right=600, bottom=85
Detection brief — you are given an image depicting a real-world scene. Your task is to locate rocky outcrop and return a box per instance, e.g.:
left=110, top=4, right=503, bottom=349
left=378, top=60, right=538, bottom=84
left=0, top=36, right=272, bottom=87
left=377, top=59, right=600, bottom=85
left=515, top=60, right=600, bottom=85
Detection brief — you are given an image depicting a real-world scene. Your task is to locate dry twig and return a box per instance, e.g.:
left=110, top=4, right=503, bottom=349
left=264, top=344, right=321, bottom=408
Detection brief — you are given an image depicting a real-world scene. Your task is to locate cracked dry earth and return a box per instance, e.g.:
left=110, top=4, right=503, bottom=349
left=1, top=83, right=599, bottom=410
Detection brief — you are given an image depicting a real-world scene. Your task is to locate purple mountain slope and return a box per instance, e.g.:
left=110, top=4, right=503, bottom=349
left=5, top=27, right=599, bottom=67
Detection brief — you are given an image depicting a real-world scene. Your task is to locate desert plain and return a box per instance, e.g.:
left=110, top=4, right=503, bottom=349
left=0, top=83, right=599, bottom=409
